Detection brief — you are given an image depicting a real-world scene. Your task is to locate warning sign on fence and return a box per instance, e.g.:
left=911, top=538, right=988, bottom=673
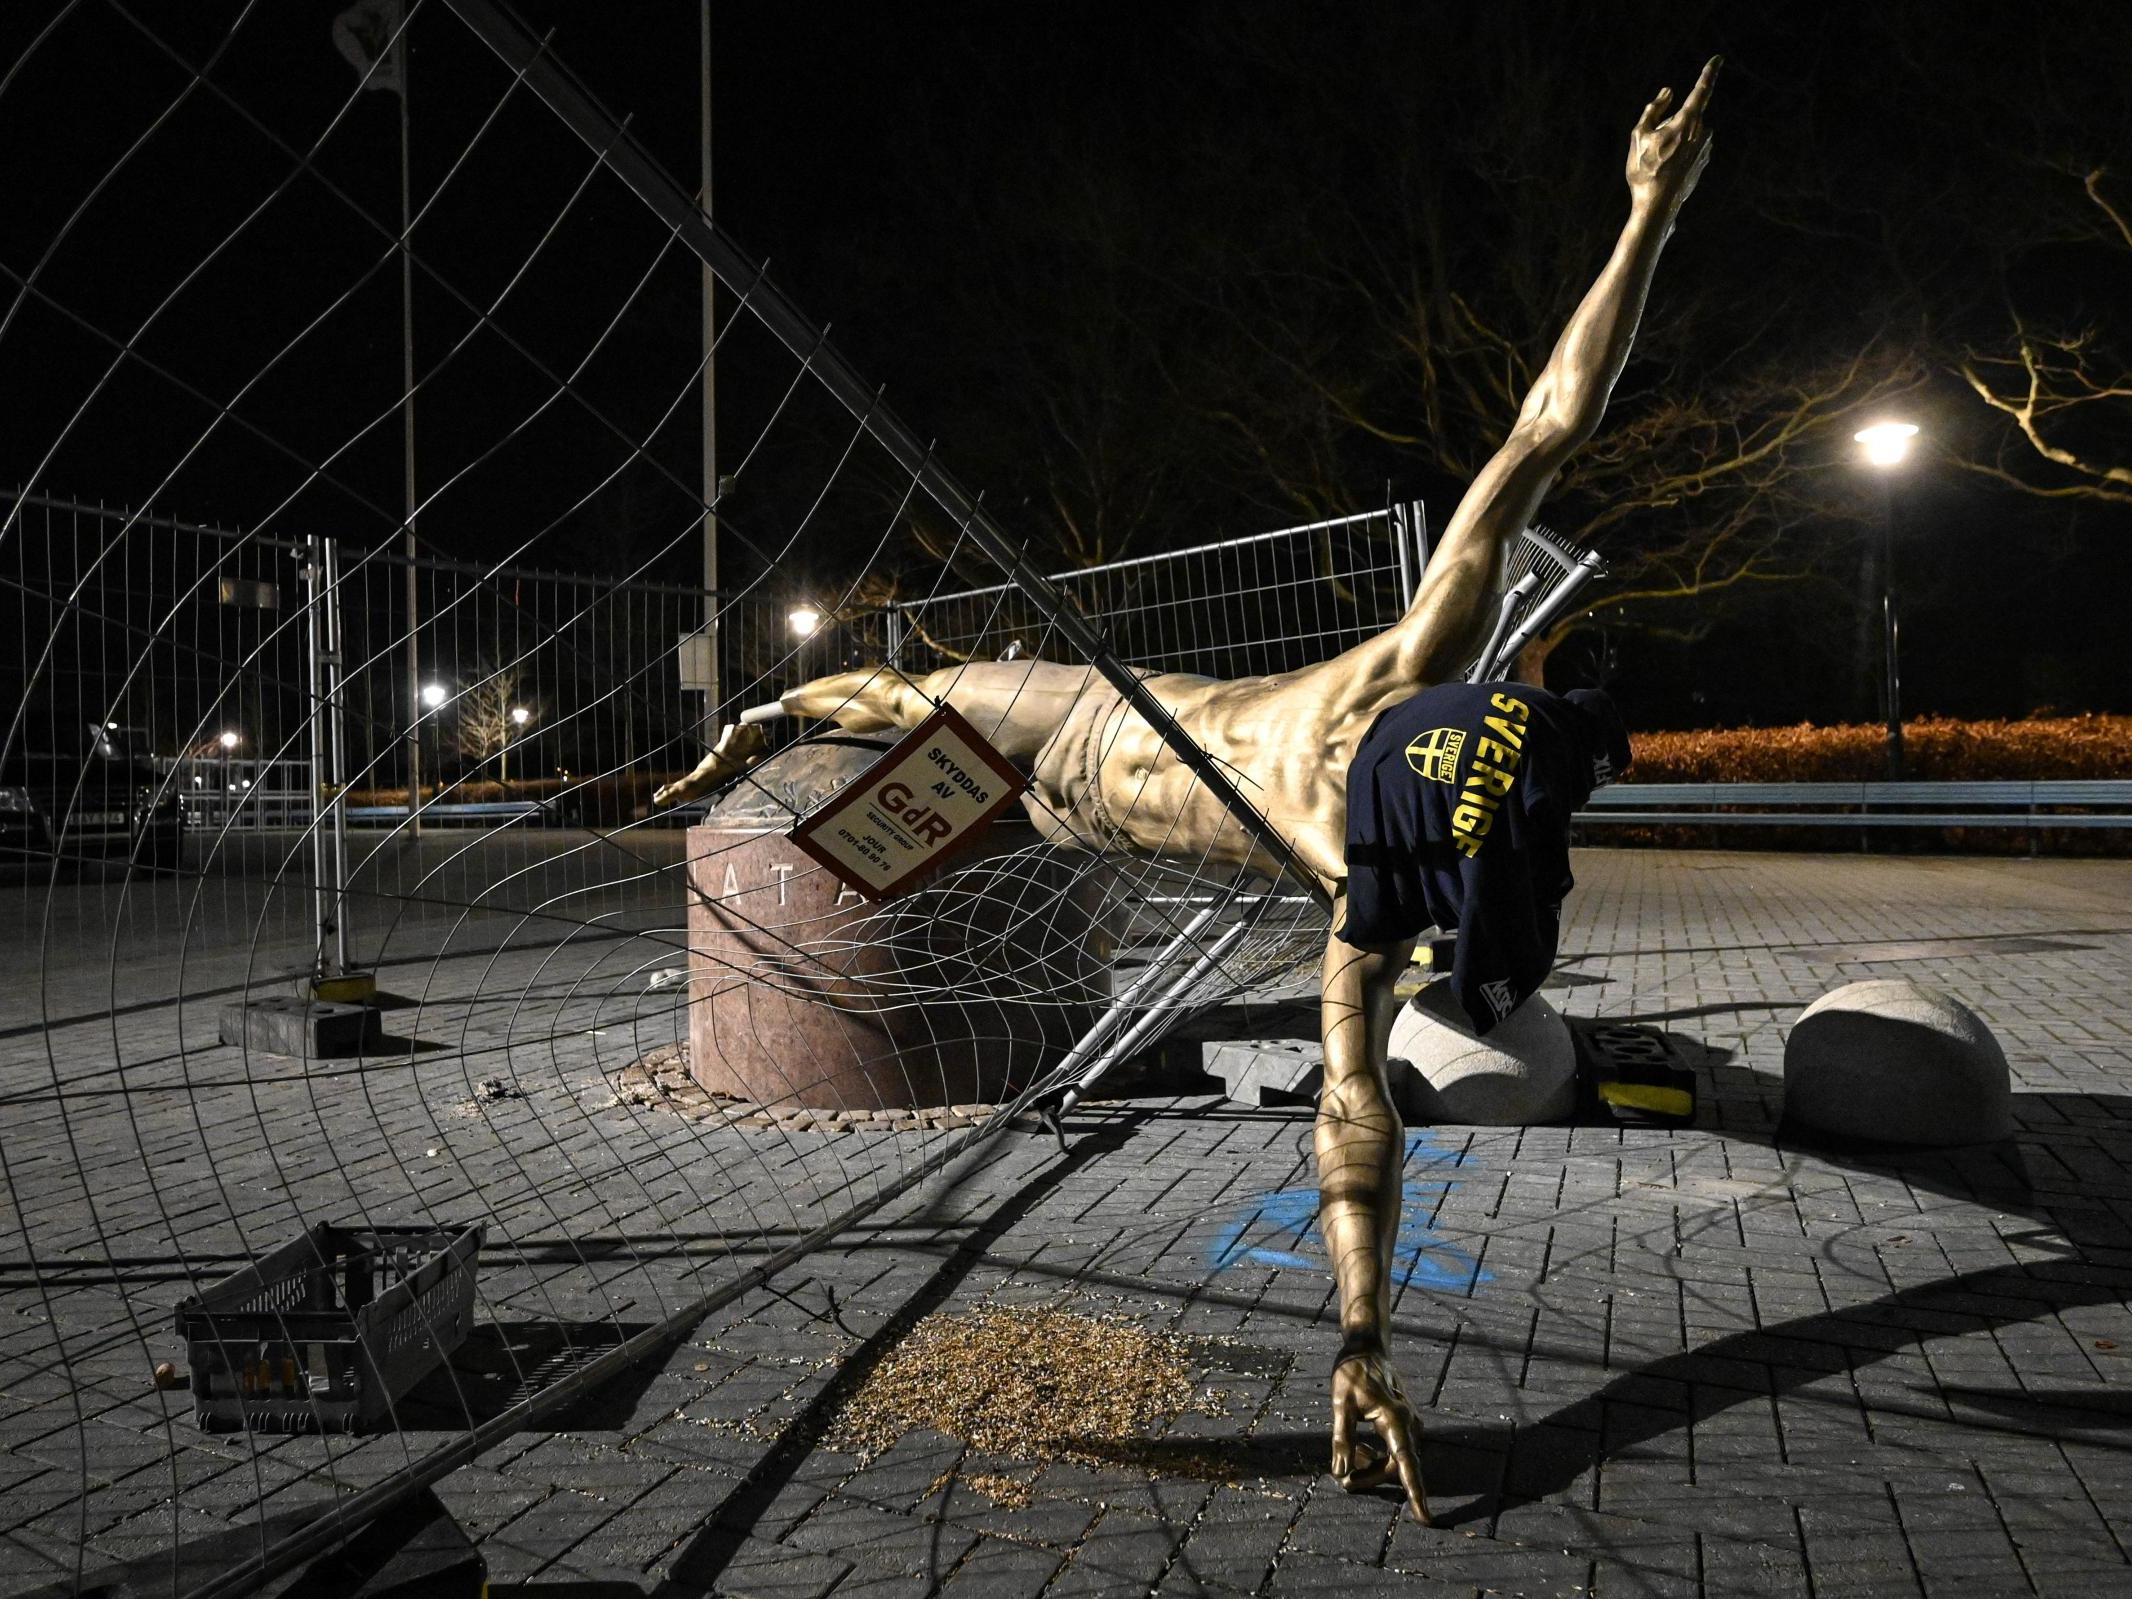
left=789, top=705, right=1029, bottom=900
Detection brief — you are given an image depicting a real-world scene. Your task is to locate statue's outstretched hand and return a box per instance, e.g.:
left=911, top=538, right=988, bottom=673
left=1331, top=1349, right=1431, bottom=1523
left=1627, top=55, right=1720, bottom=208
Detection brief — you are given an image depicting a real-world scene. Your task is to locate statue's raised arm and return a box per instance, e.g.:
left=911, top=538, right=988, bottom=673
left=1351, top=56, right=1721, bottom=700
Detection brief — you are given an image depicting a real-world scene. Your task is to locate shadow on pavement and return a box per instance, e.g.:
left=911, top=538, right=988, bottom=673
left=653, top=1116, right=1145, bottom=1597
left=1413, top=1089, right=2132, bottom=1529
left=1427, top=1252, right=2132, bottom=1529
left=397, top=1319, right=678, bottom=1432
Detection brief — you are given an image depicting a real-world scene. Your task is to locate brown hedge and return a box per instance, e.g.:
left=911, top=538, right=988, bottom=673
left=1609, top=714, right=2132, bottom=854
left=1629, top=713, right=2132, bottom=783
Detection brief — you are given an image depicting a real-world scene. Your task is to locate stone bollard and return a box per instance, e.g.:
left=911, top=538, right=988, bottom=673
left=1782, top=978, right=2013, bottom=1145
left=1386, top=982, right=1577, bottom=1126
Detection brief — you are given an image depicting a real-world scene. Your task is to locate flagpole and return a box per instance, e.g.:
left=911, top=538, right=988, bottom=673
left=398, top=17, right=422, bottom=838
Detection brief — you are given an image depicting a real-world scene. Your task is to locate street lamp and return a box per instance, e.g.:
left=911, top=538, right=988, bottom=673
left=503, top=705, right=530, bottom=786
left=1854, top=421, right=1920, bottom=781
left=420, top=681, right=449, bottom=709
left=1855, top=421, right=1917, bottom=468
left=788, top=604, right=822, bottom=638
left=217, top=730, right=241, bottom=751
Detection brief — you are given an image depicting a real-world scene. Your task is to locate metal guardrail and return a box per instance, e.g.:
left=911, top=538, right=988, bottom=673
left=1577, top=780, right=2132, bottom=829
left=340, top=800, right=546, bottom=824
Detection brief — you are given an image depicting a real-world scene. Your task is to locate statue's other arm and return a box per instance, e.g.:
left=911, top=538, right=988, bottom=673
left=1317, top=908, right=1429, bottom=1519
left=1385, top=57, right=1721, bottom=689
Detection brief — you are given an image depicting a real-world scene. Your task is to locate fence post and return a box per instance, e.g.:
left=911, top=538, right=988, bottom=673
left=1390, top=493, right=1414, bottom=607
left=323, top=536, right=354, bottom=975
left=303, top=536, right=353, bottom=981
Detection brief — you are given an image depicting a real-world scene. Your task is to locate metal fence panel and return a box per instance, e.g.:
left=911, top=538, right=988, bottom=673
left=0, top=6, right=1434, bottom=1591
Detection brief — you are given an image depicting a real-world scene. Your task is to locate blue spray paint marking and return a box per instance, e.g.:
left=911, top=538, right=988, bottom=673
left=1207, top=1128, right=1491, bottom=1293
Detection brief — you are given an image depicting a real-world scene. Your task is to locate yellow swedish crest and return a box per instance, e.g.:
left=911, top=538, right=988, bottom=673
left=1405, top=726, right=1465, bottom=785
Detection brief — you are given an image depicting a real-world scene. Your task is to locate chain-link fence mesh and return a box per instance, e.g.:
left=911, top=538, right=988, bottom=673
left=0, top=3, right=1433, bottom=1591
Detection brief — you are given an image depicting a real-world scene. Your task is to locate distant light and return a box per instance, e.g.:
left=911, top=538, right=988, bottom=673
left=239, top=778, right=252, bottom=789
left=105, top=721, right=118, bottom=730
left=510, top=706, right=530, bottom=726
left=788, top=605, right=823, bottom=638
left=421, top=682, right=449, bottom=709
left=218, top=730, right=240, bottom=750
left=1854, top=421, right=1919, bottom=468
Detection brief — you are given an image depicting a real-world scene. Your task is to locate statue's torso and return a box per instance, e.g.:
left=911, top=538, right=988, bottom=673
left=1020, top=665, right=1414, bottom=891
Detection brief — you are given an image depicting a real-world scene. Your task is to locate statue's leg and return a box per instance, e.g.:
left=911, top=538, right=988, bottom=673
left=778, top=658, right=1127, bottom=762
left=654, top=660, right=1112, bottom=811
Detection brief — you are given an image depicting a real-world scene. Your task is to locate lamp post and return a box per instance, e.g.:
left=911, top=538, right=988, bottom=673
left=418, top=682, right=449, bottom=814
left=1854, top=421, right=1918, bottom=782
left=504, top=705, right=530, bottom=786
left=788, top=604, right=822, bottom=638
left=216, top=728, right=241, bottom=809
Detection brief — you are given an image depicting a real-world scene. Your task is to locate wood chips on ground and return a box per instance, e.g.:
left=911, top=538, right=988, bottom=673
left=832, top=1306, right=1201, bottom=1468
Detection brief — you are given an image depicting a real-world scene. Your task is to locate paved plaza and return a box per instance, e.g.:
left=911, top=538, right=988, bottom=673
left=5, top=847, right=2132, bottom=1596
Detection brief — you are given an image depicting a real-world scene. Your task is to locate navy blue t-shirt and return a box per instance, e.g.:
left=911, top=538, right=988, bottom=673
left=1339, top=682, right=1629, bottom=1033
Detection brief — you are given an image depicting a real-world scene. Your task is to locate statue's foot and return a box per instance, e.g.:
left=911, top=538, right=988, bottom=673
left=654, top=722, right=770, bottom=808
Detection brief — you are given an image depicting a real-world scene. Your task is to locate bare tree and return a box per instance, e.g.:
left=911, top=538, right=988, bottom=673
left=1958, top=172, right=2132, bottom=506
left=452, top=660, right=531, bottom=770
left=1152, top=12, right=1926, bottom=682
left=850, top=11, right=1944, bottom=690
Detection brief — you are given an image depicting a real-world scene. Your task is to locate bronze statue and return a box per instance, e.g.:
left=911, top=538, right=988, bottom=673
left=658, top=57, right=1719, bottom=1522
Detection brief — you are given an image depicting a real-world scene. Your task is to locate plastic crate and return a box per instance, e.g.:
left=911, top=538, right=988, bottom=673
left=174, top=1222, right=483, bottom=1434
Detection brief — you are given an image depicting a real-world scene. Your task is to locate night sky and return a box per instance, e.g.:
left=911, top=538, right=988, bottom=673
left=4, top=2, right=2129, bottom=730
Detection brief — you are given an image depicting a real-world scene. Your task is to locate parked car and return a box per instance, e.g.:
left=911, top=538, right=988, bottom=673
left=0, top=722, right=185, bottom=869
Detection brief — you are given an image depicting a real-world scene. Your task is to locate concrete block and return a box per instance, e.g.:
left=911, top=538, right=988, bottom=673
left=1205, top=1040, right=1322, bottom=1107
left=218, top=996, right=380, bottom=1058
left=1782, top=978, right=2012, bottom=1146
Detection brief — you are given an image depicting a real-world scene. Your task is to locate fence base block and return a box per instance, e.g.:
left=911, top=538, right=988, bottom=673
left=1206, top=1040, right=1323, bottom=1107
left=218, top=996, right=381, bottom=1058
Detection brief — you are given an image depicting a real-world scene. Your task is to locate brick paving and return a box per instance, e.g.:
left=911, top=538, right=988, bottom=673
left=3, top=848, right=2132, bottom=1596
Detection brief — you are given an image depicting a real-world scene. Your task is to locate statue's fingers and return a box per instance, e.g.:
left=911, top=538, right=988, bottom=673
left=1392, top=1443, right=1431, bottom=1524
left=1350, top=1441, right=1397, bottom=1489
left=1330, top=1402, right=1355, bottom=1481
left=1373, top=1405, right=1431, bottom=1523
left=1682, top=56, right=1721, bottom=114
left=1637, top=88, right=1672, bottom=131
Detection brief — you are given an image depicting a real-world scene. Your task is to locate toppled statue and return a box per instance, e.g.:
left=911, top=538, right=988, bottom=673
left=660, top=57, right=1719, bottom=1523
